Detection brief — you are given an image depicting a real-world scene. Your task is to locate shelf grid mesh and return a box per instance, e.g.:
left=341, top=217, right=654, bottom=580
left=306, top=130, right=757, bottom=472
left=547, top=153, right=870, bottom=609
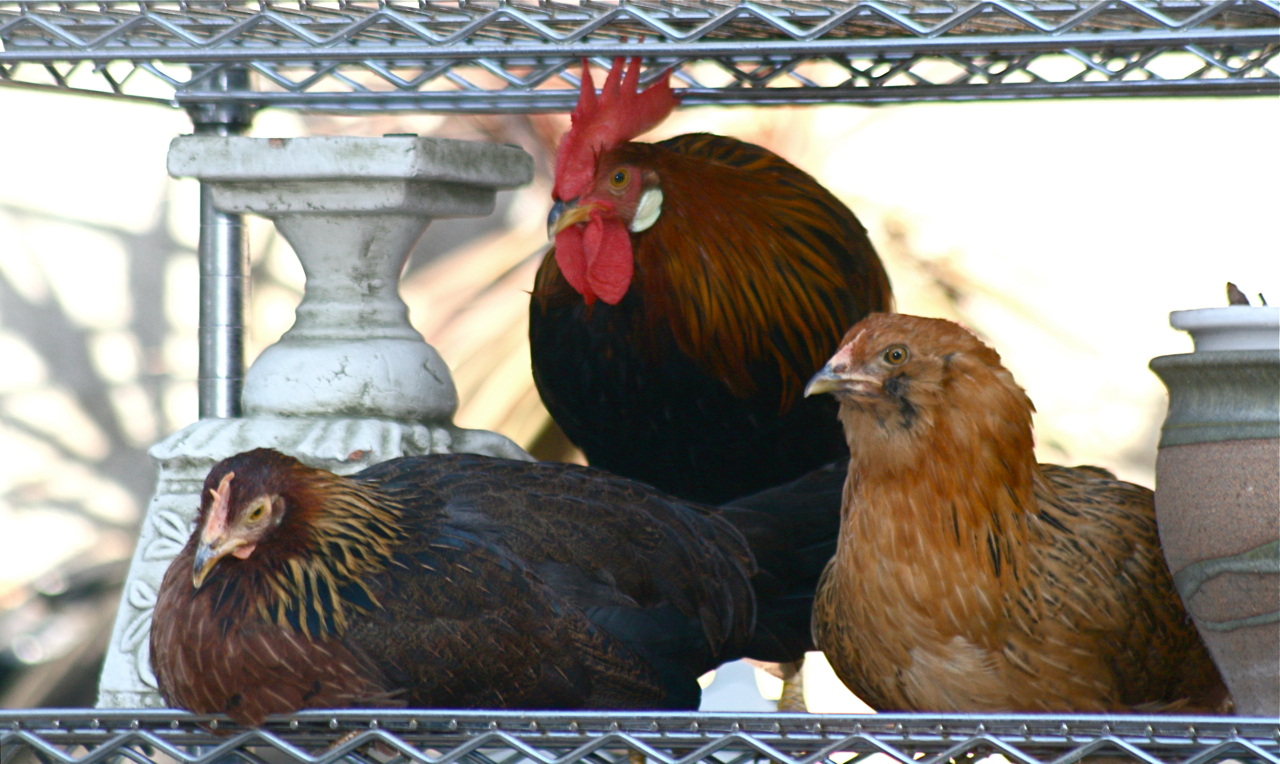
left=3, top=710, right=1279, bottom=764
left=1, top=0, right=1276, bottom=110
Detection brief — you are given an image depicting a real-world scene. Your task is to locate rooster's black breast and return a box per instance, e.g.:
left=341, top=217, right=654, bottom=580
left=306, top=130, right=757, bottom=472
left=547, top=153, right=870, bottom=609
left=529, top=284, right=848, bottom=504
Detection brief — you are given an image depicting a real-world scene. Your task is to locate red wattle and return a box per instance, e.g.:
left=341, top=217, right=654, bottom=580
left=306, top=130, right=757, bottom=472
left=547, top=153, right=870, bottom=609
left=582, top=215, right=633, bottom=306
left=554, top=226, right=595, bottom=304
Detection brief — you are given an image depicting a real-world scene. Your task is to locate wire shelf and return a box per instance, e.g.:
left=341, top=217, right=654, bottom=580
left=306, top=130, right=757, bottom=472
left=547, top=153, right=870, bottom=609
left=1, top=0, right=1277, bottom=111
left=3, top=710, right=1279, bottom=764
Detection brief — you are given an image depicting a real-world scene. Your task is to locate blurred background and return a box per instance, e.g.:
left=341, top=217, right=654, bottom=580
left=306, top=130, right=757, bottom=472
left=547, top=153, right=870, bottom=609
left=0, top=84, right=1276, bottom=710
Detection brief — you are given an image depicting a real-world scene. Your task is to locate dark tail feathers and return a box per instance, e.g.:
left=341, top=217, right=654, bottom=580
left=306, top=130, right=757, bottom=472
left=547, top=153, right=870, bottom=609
left=717, top=458, right=847, bottom=664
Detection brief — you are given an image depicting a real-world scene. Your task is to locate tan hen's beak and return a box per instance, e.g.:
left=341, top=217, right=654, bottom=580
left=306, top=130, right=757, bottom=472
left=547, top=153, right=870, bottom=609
left=804, top=365, right=843, bottom=398
left=804, top=363, right=882, bottom=398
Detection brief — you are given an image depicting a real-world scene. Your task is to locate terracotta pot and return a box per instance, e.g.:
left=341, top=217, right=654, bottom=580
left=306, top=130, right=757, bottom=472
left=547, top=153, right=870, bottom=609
left=1150, top=306, right=1279, bottom=717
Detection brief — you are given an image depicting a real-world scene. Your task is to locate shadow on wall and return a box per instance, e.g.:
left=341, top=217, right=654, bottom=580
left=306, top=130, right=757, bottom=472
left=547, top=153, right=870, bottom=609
left=0, top=112, right=572, bottom=708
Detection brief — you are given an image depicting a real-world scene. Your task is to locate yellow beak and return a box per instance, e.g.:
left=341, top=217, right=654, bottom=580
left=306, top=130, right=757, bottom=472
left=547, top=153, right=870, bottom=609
left=547, top=198, right=601, bottom=240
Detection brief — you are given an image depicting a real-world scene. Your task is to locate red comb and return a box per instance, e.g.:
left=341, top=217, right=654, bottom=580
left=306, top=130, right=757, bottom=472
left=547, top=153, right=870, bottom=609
left=553, top=57, right=677, bottom=201
left=204, top=471, right=235, bottom=539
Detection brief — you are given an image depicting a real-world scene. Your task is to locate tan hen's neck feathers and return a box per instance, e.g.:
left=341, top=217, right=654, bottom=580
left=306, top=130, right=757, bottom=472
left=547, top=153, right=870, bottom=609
left=837, top=332, right=1039, bottom=583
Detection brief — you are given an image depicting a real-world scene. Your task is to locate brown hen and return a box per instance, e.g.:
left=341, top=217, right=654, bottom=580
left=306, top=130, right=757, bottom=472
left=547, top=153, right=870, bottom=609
left=150, top=448, right=840, bottom=724
left=804, top=313, right=1228, bottom=712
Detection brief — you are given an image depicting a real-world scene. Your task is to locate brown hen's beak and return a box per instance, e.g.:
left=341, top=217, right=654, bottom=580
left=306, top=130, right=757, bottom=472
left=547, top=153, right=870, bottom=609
left=191, top=537, right=249, bottom=589
left=547, top=198, right=600, bottom=239
left=804, top=363, right=882, bottom=398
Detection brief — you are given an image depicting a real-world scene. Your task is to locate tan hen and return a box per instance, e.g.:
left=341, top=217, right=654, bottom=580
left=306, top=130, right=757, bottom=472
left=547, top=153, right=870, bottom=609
left=805, top=312, right=1228, bottom=712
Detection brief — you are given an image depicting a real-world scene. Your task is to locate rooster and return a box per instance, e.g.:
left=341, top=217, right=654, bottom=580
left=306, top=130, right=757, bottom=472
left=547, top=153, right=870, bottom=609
left=149, top=447, right=840, bottom=724
left=804, top=312, right=1228, bottom=712
left=531, top=57, right=892, bottom=505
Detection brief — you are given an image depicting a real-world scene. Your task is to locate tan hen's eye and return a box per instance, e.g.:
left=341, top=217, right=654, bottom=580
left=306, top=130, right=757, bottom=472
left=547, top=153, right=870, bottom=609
left=883, top=345, right=909, bottom=365
left=609, top=169, right=630, bottom=189
left=247, top=501, right=267, bottom=522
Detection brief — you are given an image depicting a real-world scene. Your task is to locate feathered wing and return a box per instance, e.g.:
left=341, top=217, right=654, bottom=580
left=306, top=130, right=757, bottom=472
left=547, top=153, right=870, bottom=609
left=352, top=454, right=760, bottom=709
left=1015, top=464, right=1229, bottom=712
left=722, top=457, right=847, bottom=660
left=814, top=467, right=1226, bottom=713
left=342, top=521, right=679, bottom=709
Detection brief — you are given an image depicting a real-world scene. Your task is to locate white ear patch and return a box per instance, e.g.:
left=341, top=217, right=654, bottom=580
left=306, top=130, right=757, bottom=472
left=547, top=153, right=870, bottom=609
left=629, top=187, right=663, bottom=233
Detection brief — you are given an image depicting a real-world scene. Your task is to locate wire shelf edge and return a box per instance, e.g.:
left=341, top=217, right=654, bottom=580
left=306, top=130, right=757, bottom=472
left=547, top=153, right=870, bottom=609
left=3, top=709, right=1279, bottom=763
left=1, top=0, right=1276, bottom=109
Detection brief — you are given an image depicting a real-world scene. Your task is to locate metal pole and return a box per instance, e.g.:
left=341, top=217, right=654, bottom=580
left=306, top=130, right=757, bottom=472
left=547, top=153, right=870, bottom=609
left=186, top=67, right=255, bottom=419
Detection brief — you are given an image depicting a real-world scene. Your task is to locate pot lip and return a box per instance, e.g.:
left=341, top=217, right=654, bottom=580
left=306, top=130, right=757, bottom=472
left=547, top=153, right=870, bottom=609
left=1169, top=306, right=1280, bottom=352
left=1171, top=305, right=1279, bottom=330
left=1150, top=348, right=1280, bottom=367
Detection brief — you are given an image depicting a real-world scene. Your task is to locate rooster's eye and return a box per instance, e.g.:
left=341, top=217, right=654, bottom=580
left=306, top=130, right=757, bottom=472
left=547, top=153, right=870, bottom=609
left=883, top=346, right=909, bottom=365
left=609, top=169, right=630, bottom=189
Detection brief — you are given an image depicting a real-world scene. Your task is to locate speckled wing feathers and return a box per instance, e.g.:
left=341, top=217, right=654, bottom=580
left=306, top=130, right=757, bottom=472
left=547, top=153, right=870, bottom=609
left=1020, top=464, right=1227, bottom=711
left=814, top=460, right=1228, bottom=713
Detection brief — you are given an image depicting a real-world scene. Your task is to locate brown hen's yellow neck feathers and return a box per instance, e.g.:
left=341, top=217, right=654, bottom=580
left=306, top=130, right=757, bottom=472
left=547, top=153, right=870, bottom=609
left=213, top=459, right=407, bottom=640
left=291, top=469, right=404, bottom=568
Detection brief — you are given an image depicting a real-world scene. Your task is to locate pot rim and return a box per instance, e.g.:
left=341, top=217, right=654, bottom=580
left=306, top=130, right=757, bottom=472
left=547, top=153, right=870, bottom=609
left=1171, top=305, right=1279, bottom=329
left=1170, top=306, right=1279, bottom=352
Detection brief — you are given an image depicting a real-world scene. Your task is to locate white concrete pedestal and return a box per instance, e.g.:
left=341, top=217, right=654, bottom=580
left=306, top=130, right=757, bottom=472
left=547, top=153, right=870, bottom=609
left=97, top=135, right=535, bottom=707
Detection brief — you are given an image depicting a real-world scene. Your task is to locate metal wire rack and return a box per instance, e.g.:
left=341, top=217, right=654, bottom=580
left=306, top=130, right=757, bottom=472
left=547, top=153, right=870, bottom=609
left=3, top=710, right=1280, bottom=764
left=2, top=2, right=1277, bottom=738
left=1, top=0, right=1278, bottom=111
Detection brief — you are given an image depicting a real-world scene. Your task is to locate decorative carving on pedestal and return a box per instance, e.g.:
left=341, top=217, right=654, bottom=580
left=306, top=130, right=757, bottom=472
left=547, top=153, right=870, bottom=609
left=97, top=135, right=535, bottom=708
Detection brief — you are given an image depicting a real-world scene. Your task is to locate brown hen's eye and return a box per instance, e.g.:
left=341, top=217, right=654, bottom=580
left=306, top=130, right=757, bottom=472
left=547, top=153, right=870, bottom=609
left=247, top=502, right=267, bottom=522
left=609, top=169, right=630, bottom=189
left=883, top=345, right=909, bottom=365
